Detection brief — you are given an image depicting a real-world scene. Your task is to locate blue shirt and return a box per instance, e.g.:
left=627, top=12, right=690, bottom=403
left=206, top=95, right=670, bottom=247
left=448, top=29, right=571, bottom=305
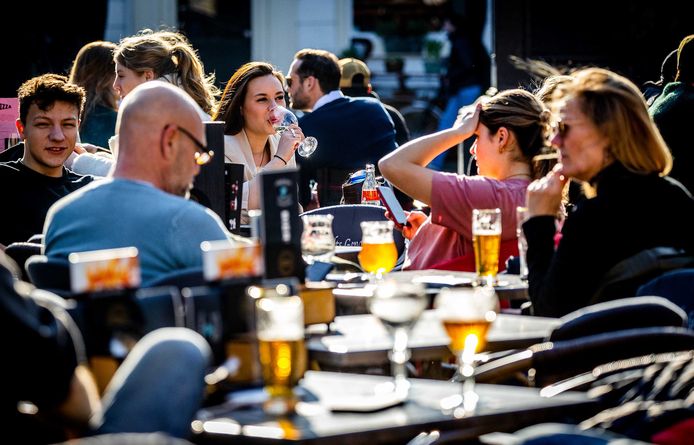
left=44, top=178, right=233, bottom=285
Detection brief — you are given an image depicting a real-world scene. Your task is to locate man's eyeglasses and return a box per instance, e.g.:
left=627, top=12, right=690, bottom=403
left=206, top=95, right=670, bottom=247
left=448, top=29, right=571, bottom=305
left=167, top=124, right=214, bottom=165
left=285, top=75, right=306, bottom=89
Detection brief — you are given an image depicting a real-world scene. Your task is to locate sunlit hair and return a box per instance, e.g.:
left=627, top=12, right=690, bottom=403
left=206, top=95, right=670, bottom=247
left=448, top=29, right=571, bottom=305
left=17, top=74, right=85, bottom=125
left=479, top=88, right=549, bottom=179
left=114, top=29, right=219, bottom=114
left=69, top=41, right=118, bottom=127
left=555, top=67, right=672, bottom=176
left=213, top=62, right=285, bottom=135
left=534, top=74, right=573, bottom=104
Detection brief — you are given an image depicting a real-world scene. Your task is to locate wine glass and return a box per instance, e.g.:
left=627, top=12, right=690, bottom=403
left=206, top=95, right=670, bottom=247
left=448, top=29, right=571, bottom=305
left=369, top=280, right=427, bottom=397
left=358, top=221, right=398, bottom=281
left=301, top=214, right=336, bottom=265
left=434, top=286, right=499, bottom=415
left=271, top=106, right=318, bottom=157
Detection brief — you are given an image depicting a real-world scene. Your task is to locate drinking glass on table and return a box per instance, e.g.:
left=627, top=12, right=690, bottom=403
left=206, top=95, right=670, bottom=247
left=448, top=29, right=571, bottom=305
left=369, top=280, right=427, bottom=396
left=256, top=291, right=307, bottom=415
left=472, top=208, right=502, bottom=287
left=270, top=106, right=318, bottom=157
left=434, top=286, right=499, bottom=414
left=358, top=220, right=398, bottom=280
left=516, top=206, right=529, bottom=281
left=301, top=214, right=336, bottom=265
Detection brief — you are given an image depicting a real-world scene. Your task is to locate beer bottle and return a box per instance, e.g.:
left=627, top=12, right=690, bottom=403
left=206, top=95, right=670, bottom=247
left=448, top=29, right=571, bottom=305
left=361, top=163, right=380, bottom=205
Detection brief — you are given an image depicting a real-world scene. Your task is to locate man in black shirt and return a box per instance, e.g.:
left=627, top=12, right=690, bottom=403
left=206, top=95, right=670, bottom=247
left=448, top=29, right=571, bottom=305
left=0, top=74, right=93, bottom=247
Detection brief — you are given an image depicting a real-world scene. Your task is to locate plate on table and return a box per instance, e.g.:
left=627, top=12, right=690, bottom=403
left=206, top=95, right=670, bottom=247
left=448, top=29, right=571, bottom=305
left=301, top=371, right=406, bottom=412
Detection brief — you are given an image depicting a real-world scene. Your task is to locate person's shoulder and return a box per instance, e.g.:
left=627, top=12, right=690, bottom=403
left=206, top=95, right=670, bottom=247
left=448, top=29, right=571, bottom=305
left=0, top=160, right=22, bottom=174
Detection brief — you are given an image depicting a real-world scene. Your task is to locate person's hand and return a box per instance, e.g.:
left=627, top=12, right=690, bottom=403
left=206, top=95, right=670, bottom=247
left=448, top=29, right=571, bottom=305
left=73, top=143, right=87, bottom=155
left=526, top=163, right=569, bottom=218
left=387, top=210, right=428, bottom=240
left=77, top=142, right=102, bottom=154
left=452, top=102, right=481, bottom=138
left=276, top=124, right=303, bottom=162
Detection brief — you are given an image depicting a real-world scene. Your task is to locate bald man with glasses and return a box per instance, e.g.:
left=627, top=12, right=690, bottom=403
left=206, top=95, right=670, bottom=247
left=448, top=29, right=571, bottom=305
left=44, top=81, right=248, bottom=286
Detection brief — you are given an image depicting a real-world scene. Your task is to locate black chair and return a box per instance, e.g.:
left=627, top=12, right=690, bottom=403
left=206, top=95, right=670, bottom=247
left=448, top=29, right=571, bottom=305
left=27, top=233, right=44, bottom=244
left=547, top=296, right=687, bottom=342
left=637, top=268, right=694, bottom=329
left=25, top=254, right=71, bottom=296
left=474, top=327, right=694, bottom=387
left=4, top=242, right=41, bottom=281
left=590, top=246, right=694, bottom=304
left=300, top=204, right=407, bottom=262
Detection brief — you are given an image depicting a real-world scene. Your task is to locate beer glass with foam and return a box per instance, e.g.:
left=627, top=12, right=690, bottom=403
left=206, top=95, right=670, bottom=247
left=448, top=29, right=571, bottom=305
left=472, top=208, right=502, bottom=286
left=434, top=286, right=499, bottom=414
left=358, top=220, right=398, bottom=280
left=256, top=290, right=307, bottom=415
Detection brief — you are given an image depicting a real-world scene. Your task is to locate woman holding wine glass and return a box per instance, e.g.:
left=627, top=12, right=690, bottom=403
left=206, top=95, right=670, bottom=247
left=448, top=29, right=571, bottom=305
left=214, top=62, right=306, bottom=223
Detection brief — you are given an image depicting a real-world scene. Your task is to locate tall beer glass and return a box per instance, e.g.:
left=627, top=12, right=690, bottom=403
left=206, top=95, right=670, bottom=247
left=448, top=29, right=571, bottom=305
left=472, top=208, right=502, bottom=286
left=358, top=221, right=398, bottom=280
left=256, top=293, right=307, bottom=415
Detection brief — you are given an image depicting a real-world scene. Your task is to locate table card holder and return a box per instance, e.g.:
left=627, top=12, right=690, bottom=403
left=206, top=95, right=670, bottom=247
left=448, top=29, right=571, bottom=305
left=201, top=239, right=263, bottom=281
left=225, top=163, right=245, bottom=233
left=68, top=246, right=141, bottom=294
left=258, top=167, right=305, bottom=281
left=191, top=121, right=226, bottom=222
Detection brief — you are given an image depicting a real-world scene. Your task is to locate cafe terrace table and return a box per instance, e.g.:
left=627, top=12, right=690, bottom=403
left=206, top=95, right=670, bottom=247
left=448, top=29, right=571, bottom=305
left=192, top=371, right=597, bottom=445
left=331, top=270, right=528, bottom=315
left=307, top=312, right=560, bottom=369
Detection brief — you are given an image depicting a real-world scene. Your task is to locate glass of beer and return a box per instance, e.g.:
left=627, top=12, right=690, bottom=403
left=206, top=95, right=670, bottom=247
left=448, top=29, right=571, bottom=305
left=472, top=208, right=502, bottom=287
left=358, top=220, right=398, bottom=280
left=434, top=286, right=499, bottom=414
left=256, top=292, right=307, bottom=415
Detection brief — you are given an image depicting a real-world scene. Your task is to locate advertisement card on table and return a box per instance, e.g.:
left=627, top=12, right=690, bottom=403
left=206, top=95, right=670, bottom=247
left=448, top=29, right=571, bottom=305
left=68, top=247, right=141, bottom=294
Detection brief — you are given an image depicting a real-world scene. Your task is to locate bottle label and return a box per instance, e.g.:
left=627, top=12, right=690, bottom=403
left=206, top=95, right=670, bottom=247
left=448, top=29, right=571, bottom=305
left=361, top=188, right=380, bottom=205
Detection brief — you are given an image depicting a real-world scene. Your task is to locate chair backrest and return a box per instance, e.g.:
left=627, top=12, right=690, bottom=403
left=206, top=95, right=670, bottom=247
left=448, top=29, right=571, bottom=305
left=25, top=254, right=71, bottom=296
left=548, top=296, right=687, bottom=342
left=637, top=268, right=694, bottom=329
left=4, top=242, right=41, bottom=281
left=590, top=246, right=694, bottom=305
left=300, top=204, right=406, bottom=259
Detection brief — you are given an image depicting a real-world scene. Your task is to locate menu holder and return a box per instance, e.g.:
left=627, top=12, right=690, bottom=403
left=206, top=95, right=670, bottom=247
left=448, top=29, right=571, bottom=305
left=68, top=247, right=141, bottom=294
left=258, top=167, right=305, bottom=281
left=225, top=163, right=245, bottom=233
left=201, top=239, right=264, bottom=281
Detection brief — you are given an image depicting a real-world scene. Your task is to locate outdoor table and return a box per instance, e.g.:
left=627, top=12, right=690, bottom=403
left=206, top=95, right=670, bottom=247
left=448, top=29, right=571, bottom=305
left=192, top=370, right=596, bottom=444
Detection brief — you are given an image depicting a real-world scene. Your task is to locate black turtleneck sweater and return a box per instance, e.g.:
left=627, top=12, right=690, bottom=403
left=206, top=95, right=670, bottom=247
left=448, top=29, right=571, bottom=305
left=523, top=162, right=694, bottom=317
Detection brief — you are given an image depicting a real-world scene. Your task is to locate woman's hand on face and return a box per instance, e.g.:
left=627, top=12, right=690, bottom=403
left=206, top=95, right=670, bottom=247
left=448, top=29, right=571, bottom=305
left=527, top=163, right=569, bottom=218
left=276, top=123, right=303, bottom=161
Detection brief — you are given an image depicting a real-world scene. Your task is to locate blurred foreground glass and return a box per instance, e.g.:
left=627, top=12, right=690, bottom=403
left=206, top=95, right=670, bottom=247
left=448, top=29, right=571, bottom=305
left=369, top=281, right=427, bottom=396
left=301, top=214, right=336, bottom=265
left=358, top=220, right=398, bottom=279
left=516, top=206, right=529, bottom=280
left=256, top=293, right=307, bottom=415
left=434, top=286, right=499, bottom=414
left=472, top=208, right=502, bottom=286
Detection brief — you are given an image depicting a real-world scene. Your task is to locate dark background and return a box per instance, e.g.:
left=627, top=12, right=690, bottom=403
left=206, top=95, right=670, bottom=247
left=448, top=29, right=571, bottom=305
left=1, top=0, right=693, bottom=98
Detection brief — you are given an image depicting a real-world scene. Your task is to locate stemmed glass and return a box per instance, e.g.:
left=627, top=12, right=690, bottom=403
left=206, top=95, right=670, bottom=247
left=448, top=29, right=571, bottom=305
left=271, top=106, right=318, bottom=157
left=358, top=221, right=398, bottom=281
left=300, top=214, right=336, bottom=265
left=434, top=286, right=499, bottom=415
left=369, top=280, right=427, bottom=397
